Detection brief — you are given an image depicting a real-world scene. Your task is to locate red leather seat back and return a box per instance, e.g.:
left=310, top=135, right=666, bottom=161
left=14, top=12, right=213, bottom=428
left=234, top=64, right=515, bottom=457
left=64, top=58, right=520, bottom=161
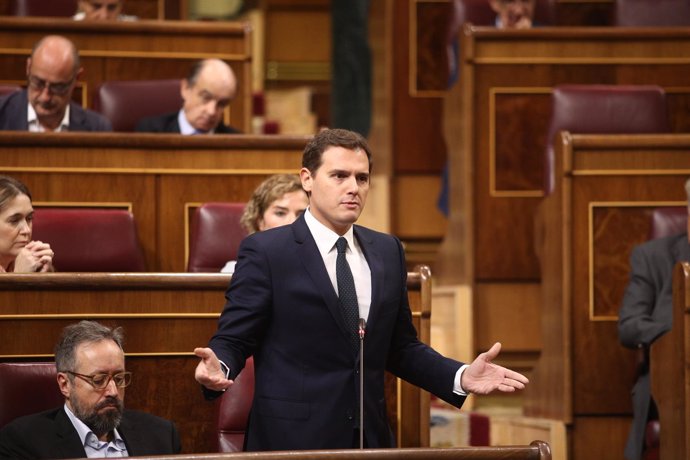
left=615, top=0, right=690, bottom=26
left=187, top=203, right=247, bottom=273
left=11, top=0, right=77, bottom=16
left=0, top=362, right=63, bottom=429
left=0, top=85, right=21, bottom=98
left=92, top=80, right=183, bottom=132
left=456, top=0, right=556, bottom=26
left=649, top=207, right=688, bottom=240
left=32, top=208, right=146, bottom=272
left=545, top=85, right=670, bottom=194
left=217, top=357, right=255, bottom=452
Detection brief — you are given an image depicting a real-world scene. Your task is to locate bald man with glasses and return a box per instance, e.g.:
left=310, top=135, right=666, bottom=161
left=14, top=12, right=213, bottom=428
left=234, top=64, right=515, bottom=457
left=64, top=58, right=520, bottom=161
left=0, top=35, right=112, bottom=132
left=0, top=321, right=180, bottom=459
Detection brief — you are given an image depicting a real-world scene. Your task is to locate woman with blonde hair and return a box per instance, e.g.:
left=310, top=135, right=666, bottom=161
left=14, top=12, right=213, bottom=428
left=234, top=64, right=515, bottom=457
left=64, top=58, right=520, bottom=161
left=221, top=174, right=308, bottom=273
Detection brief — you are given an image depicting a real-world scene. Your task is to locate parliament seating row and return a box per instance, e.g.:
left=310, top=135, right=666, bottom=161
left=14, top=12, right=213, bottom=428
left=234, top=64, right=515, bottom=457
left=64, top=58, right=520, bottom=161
left=31, top=202, right=248, bottom=273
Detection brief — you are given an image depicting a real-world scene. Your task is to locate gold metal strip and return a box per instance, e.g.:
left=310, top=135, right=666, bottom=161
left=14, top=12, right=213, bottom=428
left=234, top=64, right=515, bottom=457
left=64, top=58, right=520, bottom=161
left=489, top=86, right=550, bottom=197
left=573, top=169, right=690, bottom=176
left=473, top=57, right=690, bottom=65
left=2, top=167, right=295, bottom=175
left=396, top=377, right=402, bottom=448
left=0, top=48, right=248, bottom=61
left=0, top=352, right=201, bottom=359
left=588, top=201, right=686, bottom=322
left=33, top=201, right=133, bottom=212
left=184, top=202, right=203, bottom=268
left=0, top=313, right=220, bottom=320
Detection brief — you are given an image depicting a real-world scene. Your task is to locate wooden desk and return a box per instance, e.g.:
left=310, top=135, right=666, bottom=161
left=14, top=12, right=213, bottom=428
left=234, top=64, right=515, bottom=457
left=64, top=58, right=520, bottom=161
left=651, top=261, right=690, bottom=460
left=0, top=267, right=432, bottom=453
left=526, top=132, right=690, bottom=459
left=438, top=24, right=690, bottom=372
left=0, top=17, right=252, bottom=132
left=0, top=132, right=308, bottom=271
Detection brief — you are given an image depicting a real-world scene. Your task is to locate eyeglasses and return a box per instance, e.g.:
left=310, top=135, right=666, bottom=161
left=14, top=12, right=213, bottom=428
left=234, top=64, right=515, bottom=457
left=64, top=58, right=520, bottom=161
left=66, top=371, right=132, bottom=389
left=27, top=75, right=75, bottom=96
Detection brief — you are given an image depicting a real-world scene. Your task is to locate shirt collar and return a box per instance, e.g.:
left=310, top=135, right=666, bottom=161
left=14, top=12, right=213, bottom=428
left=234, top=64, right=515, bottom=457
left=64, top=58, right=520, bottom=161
left=27, top=102, right=70, bottom=132
left=63, top=403, right=126, bottom=452
left=178, top=109, right=213, bottom=135
left=304, top=208, right=356, bottom=258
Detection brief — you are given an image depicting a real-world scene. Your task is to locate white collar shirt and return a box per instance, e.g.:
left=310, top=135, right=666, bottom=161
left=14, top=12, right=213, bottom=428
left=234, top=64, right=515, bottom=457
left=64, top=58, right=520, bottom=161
left=28, top=103, right=70, bottom=132
left=64, top=403, right=129, bottom=457
left=178, top=109, right=214, bottom=135
left=304, top=208, right=371, bottom=322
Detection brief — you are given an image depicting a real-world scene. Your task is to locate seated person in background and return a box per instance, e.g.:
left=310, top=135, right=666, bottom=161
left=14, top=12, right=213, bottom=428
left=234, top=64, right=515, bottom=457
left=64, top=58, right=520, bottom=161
left=221, top=174, right=308, bottom=273
left=73, top=0, right=137, bottom=21
left=136, top=59, right=240, bottom=135
left=0, top=320, right=181, bottom=459
left=0, top=175, right=54, bottom=273
left=490, top=0, right=536, bottom=28
left=618, top=177, right=690, bottom=460
left=0, top=35, right=112, bottom=132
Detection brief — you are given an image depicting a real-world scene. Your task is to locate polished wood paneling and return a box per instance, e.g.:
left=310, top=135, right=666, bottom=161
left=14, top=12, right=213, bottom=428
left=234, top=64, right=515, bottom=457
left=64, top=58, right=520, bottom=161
left=439, top=27, right=690, bottom=286
left=651, top=262, right=690, bottom=460
left=0, top=269, right=431, bottom=453
left=0, top=132, right=308, bottom=272
left=526, top=132, right=690, bottom=460
left=0, top=17, right=252, bottom=132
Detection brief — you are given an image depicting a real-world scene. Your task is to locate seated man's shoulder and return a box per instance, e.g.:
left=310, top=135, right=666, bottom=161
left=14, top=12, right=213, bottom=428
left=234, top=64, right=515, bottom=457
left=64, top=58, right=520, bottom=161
left=135, top=112, right=177, bottom=133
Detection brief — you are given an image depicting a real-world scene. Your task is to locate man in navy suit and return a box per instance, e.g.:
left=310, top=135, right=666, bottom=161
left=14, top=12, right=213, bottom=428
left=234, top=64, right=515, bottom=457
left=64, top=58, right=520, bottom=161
left=0, top=321, right=181, bottom=458
left=135, top=59, right=240, bottom=135
left=0, top=35, right=112, bottom=132
left=618, top=178, right=690, bottom=460
left=195, top=128, right=528, bottom=451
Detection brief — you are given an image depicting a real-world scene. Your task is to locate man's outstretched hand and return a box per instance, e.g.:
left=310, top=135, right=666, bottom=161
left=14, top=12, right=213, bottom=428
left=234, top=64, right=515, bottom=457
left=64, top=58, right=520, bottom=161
left=194, top=347, right=233, bottom=391
left=461, top=342, right=529, bottom=394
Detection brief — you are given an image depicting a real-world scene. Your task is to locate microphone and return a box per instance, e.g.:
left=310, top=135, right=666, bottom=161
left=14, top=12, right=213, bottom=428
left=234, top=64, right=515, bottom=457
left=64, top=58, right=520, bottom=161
left=358, top=318, right=366, bottom=449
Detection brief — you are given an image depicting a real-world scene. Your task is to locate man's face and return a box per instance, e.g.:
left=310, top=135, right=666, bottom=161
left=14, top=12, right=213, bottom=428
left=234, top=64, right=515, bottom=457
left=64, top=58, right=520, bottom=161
left=490, top=0, right=536, bottom=29
left=180, top=65, right=236, bottom=133
left=79, top=0, right=123, bottom=20
left=300, top=146, right=370, bottom=235
left=26, top=50, right=77, bottom=126
left=0, top=194, right=33, bottom=267
left=58, top=340, right=126, bottom=438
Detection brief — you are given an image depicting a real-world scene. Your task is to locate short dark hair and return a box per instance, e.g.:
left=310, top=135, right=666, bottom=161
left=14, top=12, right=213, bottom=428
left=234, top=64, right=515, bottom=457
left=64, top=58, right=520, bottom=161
left=54, top=321, right=124, bottom=373
left=302, top=129, right=372, bottom=175
left=0, top=175, right=31, bottom=214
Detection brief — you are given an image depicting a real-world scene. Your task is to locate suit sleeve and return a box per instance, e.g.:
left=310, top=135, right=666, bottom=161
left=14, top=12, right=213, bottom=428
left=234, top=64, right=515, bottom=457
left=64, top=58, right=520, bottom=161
left=384, top=236, right=466, bottom=408
left=618, top=244, right=669, bottom=348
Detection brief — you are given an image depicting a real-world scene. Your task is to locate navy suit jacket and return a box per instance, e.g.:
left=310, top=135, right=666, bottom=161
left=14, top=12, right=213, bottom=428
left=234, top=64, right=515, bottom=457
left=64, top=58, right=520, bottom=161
left=0, top=90, right=112, bottom=132
left=0, top=407, right=181, bottom=459
left=208, top=215, right=465, bottom=451
left=618, top=233, right=690, bottom=460
left=135, top=111, right=239, bottom=134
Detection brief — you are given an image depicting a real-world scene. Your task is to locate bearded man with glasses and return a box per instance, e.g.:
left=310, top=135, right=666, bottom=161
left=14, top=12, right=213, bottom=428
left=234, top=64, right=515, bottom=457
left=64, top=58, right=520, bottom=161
left=0, top=35, right=112, bottom=132
left=0, top=321, right=180, bottom=458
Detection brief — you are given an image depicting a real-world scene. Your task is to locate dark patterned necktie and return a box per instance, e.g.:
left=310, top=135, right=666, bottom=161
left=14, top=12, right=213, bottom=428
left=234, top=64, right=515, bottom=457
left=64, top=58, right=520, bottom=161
left=336, top=237, right=359, bottom=352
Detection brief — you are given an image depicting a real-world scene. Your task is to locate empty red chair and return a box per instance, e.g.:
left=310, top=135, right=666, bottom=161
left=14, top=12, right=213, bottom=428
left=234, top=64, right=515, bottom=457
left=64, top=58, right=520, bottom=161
left=32, top=208, right=146, bottom=272
left=187, top=203, right=247, bottom=273
left=0, top=362, right=63, bottom=429
left=92, top=80, right=183, bottom=132
left=545, top=85, right=670, bottom=194
left=10, top=0, right=77, bottom=16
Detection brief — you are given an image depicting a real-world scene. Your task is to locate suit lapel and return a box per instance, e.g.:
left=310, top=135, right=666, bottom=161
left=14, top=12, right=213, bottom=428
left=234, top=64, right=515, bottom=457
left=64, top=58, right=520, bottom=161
left=68, top=102, right=86, bottom=130
left=293, top=216, right=352, bottom=342
left=54, top=408, right=88, bottom=458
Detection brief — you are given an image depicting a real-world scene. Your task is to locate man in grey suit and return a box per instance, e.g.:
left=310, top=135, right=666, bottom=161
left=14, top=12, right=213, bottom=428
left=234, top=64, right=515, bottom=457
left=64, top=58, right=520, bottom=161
left=0, top=321, right=180, bottom=458
left=0, top=35, right=112, bottom=132
left=194, top=128, right=528, bottom=451
left=618, top=178, right=690, bottom=460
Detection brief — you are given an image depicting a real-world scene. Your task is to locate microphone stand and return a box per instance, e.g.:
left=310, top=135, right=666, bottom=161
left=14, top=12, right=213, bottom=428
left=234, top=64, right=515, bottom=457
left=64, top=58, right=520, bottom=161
left=358, top=318, right=366, bottom=449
